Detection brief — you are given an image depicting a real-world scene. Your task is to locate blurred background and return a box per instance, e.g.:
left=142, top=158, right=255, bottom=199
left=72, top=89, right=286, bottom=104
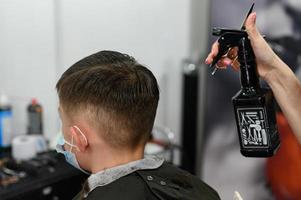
left=0, top=0, right=300, bottom=199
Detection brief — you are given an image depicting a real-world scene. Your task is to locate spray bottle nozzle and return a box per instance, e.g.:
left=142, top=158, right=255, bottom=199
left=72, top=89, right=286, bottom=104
left=210, top=3, right=255, bottom=75
left=209, top=29, right=248, bottom=70
left=212, top=27, right=223, bottom=36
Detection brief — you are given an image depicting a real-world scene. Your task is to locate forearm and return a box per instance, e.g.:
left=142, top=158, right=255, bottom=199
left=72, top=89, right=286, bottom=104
left=265, top=60, right=301, bottom=144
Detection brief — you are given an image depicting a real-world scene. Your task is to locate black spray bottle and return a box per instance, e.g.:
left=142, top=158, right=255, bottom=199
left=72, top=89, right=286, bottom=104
left=210, top=4, right=280, bottom=157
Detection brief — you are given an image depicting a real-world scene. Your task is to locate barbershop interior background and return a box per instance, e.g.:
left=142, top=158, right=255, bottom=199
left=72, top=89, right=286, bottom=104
left=0, top=0, right=301, bottom=199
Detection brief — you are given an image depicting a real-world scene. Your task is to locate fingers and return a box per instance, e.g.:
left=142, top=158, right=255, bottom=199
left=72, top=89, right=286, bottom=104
left=227, top=47, right=240, bottom=70
left=227, top=47, right=238, bottom=59
left=205, top=43, right=240, bottom=70
left=216, top=57, right=240, bottom=70
left=232, top=57, right=240, bottom=71
left=213, top=46, right=239, bottom=68
left=205, top=42, right=235, bottom=66
left=205, top=41, right=219, bottom=64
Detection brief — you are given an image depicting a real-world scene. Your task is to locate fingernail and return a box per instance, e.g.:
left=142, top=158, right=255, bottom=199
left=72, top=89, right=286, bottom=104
left=205, top=58, right=209, bottom=64
left=224, top=60, right=231, bottom=66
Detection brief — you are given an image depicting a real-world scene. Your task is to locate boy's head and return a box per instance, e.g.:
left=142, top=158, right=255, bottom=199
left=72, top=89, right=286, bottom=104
left=56, top=51, right=159, bottom=151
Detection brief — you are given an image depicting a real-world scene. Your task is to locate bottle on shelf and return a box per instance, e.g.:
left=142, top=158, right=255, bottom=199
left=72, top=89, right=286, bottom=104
left=0, top=93, right=13, bottom=149
left=27, top=98, right=43, bottom=135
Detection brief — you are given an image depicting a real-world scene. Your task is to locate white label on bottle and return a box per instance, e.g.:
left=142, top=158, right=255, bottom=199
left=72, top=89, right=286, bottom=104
left=237, top=107, right=269, bottom=148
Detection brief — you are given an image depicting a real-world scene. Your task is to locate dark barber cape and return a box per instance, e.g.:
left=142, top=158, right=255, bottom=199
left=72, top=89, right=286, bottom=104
left=72, top=156, right=220, bottom=200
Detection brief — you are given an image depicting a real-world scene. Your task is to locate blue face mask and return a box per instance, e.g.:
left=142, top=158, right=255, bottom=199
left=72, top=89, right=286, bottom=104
left=55, top=127, right=90, bottom=175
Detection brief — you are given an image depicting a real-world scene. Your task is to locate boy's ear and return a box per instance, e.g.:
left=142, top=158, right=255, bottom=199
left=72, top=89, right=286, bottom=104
left=70, top=126, right=88, bottom=152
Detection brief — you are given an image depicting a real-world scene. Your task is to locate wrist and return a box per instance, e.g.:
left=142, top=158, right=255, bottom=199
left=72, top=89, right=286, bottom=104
left=264, top=59, right=295, bottom=89
left=263, top=54, right=286, bottom=80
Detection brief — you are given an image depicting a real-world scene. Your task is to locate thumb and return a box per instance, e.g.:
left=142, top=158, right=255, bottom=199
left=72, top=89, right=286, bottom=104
left=245, top=12, right=260, bottom=41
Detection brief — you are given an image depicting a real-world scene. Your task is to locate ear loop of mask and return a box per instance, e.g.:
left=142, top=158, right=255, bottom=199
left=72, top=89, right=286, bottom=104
left=64, top=126, right=88, bottom=152
left=65, top=135, right=77, bottom=151
left=73, top=125, right=88, bottom=146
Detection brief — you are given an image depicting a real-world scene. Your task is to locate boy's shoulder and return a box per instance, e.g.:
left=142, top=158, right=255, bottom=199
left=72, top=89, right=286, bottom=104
left=83, top=162, right=220, bottom=200
left=136, top=162, right=221, bottom=200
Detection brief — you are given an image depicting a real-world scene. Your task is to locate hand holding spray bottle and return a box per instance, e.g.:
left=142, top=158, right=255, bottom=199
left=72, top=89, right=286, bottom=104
left=210, top=3, right=280, bottom=157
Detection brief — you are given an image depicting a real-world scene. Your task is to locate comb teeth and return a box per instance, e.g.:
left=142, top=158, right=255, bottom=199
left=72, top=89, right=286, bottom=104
left=241, top=3, right=254, bottom=30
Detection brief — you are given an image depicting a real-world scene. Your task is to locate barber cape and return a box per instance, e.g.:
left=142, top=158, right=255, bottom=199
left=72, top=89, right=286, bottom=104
left=72, top=155, right=220, bottom=200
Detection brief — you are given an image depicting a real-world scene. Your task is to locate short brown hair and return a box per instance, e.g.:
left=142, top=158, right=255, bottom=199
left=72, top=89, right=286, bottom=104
left=56, top=51, right=159, bottom=149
